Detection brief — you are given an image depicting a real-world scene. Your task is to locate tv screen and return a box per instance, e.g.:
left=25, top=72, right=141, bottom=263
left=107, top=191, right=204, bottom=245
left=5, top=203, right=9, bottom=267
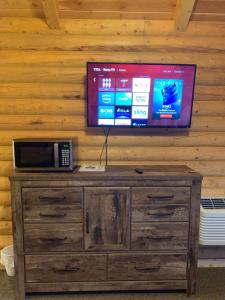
left=87, top=62, right=196, bottom=128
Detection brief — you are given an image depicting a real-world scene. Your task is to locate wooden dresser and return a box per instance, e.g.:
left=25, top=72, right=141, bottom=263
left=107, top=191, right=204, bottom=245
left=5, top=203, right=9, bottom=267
left=10, top=165, right=202, bottom=300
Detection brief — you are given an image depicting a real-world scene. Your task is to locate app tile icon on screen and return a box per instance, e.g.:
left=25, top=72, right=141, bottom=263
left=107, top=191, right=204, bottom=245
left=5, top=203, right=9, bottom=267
left=98, top=119, right=115, bottom=126
left=98, top=78, right=115, bottom=91
left=132, top=93, right=149, bottom=105
left=115, top=106, right=131, bottom=119
left=152, top=79, right=183, bottom=120
left=132, top=106, right=148, bottom=119
left=116, top=78, right=132, bottom=92
left=98, top=106, right=115, bottom=119
left=115, top=119, right=131, bottom=126
left=115, top=92, right=132, bottom=106
left=132, top=78, right=151, bottom=93
left=98, top=92, right=115, bottom=105
left=131, top=119, right=148, bottom=127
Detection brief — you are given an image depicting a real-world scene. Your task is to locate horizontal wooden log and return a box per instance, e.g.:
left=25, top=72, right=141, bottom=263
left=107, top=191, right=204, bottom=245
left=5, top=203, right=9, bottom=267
left=0, top=18, right=225, bottom=37
left=0, top=99, right=84, bottom=115
left=0, top=235, right=13, bottom=250
left=105, top=147, right=225, bottom=161
left=0, top=10, right=171, bottom=20
left=195, top=85, right=225, bottom=101
left=191, top=116, right=225, bottom=131
left=0, top=10, right=224, bottom=22
left=0, top=99, right=223, bottom=116
left=0, top=17, right=145, bottom=35
left=0, top=8, right=42, bottom=18
left=196, top=68, right=225, bottom=86
left=192, top=13, right=225, bottom=22
left=0, top=177, right=10, bottom=191
left=0, top=115, right=223, bottom=131
left=0, top=131, right=225, bottom=147
left=193, top=101, right=225, bottom=116
left=203, top=177, right=225, bottom=189
left=0, top=206, right=11, bottom=221
left=0, top=130, right=88, bottom=145
left=202, top=188, right=225, bottom=197
left=0, top=162, right=12, bottom=176
left=0, top=83, right=83, bottom=99
left=0, top=66, right=84, bottom=83
left=0, top=192, right=11, bottom=206
left=0, top=65, right=224, bottom=85
left=1, top=145, right=225, bottom=161
left=0, top=115, right=84, bottom=131
left=0, top=1, right=224, bottom=21
left=51, top=1, right=175, bottom=13
left=0, top=33, right=225, bottom=52
left=3, top=0, right=220, bottom=16
left=1, top=50, right=225, bottom=69
left=0, top=221, right=12, bottom=235
left=194, top=1, right=225, bottom=14
left=0, top=1, right=40, bottom=9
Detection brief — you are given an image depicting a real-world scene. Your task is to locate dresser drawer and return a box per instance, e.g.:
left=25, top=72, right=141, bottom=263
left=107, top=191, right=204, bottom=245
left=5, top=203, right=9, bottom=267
left=25, top=254, right=107, bottom=283
left=108, top=253, right=186, bottom=281
left=24, top=223, right=83, bottom=252
left=132, top=187, right=190, bottom=205
left=131, top=222, right=188, bottom=250
left=132, top=204, right=189, bottom=222
left=22, top=188, right=82, bottom=205
left=23, top=205, right=82, bottom=223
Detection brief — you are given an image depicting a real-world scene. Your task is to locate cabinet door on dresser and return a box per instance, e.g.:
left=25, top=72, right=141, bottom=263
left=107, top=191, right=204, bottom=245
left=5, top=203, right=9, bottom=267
left=84, top=187, right=130, bottom=251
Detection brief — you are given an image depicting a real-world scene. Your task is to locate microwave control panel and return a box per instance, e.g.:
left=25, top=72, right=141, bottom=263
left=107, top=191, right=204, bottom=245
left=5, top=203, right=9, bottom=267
left=59, top=143, right=71, bottom=167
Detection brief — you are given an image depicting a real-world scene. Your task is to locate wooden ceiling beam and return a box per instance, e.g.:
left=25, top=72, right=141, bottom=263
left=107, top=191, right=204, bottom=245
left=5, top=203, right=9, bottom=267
left=40, top=0, right=60, bottom=29
left=174, top=0, right=196, bottom=32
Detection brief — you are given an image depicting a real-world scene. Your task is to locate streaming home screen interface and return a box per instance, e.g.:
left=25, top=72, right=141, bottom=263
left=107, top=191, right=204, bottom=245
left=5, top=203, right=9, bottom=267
left=87, top=63, right=196, bottom=127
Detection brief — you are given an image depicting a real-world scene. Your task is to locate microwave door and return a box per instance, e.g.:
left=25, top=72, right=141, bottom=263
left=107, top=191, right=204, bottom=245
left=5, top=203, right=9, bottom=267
left=14, top=142, right=55, bottom=168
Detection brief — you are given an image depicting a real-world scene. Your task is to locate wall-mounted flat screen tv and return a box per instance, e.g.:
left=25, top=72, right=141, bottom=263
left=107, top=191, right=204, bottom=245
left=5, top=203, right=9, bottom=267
left=87, top=62, right=196, bottom=128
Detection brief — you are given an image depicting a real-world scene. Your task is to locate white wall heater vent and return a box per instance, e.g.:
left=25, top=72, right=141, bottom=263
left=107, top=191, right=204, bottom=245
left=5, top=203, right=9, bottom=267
left=199, top=198, right=225, bottom=245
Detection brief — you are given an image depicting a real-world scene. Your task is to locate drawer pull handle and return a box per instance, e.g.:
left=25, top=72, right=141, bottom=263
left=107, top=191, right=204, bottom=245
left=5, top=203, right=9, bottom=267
left=147, top=212, right=174, bottom=216
left=86, top=211, right=90, bottom=234
left=147, top=235, right=173, bottom=241
left=40, top=237, right=67, bottom=242
left=39, top=213, right=66, bottom=218
left=147, top=195, right=174, bottom=201
left=135, top=266, right=160, bottom=272
left=38, top=196, right=66, bottom=202
left=53, top=267, right=79, bottom=273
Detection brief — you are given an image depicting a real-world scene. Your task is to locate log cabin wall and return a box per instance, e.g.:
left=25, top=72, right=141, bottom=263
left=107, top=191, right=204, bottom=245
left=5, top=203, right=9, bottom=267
left=0, top=0, right=225, bottom=251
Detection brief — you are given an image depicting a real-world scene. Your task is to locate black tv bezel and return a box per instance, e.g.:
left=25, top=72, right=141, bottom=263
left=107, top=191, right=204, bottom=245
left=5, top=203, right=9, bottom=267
left=86, top=62, right=197, bottom=129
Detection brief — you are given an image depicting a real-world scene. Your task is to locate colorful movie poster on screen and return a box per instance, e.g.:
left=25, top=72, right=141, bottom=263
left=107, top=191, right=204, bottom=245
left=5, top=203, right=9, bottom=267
left=152, top=79, right=184, bottom=120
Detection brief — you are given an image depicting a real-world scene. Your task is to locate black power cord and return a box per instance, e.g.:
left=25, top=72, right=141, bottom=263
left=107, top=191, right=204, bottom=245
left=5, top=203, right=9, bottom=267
left=99, top=127, right=110, bottom=167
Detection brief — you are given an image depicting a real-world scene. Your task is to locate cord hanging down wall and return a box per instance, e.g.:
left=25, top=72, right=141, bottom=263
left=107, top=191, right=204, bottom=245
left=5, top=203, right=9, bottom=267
left=79, top=127, right=110, bottom=172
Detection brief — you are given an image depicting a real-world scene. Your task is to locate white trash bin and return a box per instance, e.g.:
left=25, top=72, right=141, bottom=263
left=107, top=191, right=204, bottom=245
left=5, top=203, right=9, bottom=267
left=0, top=245, right=15, bottom=276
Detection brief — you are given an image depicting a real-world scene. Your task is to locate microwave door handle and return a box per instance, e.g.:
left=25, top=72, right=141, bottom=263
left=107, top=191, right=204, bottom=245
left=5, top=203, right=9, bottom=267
left=54, top=143, right=59, bottom=167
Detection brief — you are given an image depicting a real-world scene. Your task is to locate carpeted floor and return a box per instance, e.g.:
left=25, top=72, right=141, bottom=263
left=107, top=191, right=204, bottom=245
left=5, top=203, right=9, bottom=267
left=1, top=268, right=225, bottom=300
